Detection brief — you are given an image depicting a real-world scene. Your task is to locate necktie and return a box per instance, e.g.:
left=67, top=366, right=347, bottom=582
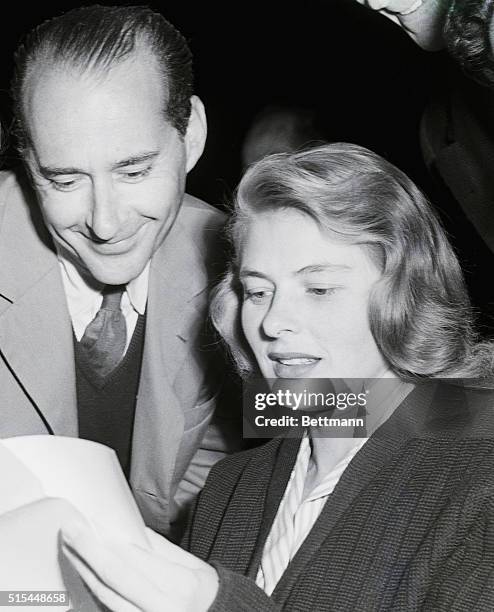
left=79, top=285, right=127, bottom=378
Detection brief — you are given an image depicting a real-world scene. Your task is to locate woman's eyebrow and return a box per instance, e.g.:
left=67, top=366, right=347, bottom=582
left=239, top=269, right=271, bottom=280
left=239, top=264, right=351, bottom=280
left=296, top=263, right=352, bottom=275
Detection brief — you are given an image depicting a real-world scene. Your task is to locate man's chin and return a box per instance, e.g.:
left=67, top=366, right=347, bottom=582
left=87, top=267, right=144, bottom=285
left=81, top=256, right=149, bottom=286
left=58, top=239, right=151, bottom=285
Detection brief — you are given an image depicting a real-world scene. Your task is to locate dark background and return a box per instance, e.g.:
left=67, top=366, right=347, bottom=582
left=4, top=1, right=493, bottom=328
left=0, top=0, right=436, bottom=206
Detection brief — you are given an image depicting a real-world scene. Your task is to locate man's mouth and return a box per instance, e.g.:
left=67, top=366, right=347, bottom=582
left=84, top=226, right=147, bottom=255
left=80, top=221, right=150, bottom=253
left=88, top=236, right=137, bottom=255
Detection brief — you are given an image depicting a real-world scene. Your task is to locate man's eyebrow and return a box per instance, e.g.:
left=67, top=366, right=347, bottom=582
left=296, top=263, right=351, bottom=275
left=38, top=151, right=160, bottom=177
left=111, top=151, right=160, bottom=170
left=38, top=165, right=82, bottom=177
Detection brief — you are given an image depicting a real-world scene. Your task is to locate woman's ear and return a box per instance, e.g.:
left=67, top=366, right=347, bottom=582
left=184, top=95, right=207, bottom=173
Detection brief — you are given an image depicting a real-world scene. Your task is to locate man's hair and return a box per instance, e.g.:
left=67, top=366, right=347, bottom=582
left=241, top=105, right=324, bottom=169
left=12, top=4, right=194, bottom=151
left=211, top=143, right=493, bottom=380
left=444, top=0, right=494, bottom=88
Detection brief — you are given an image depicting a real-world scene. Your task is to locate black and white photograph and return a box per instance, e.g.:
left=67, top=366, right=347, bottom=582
left=1, top=1, right=494, bottom=610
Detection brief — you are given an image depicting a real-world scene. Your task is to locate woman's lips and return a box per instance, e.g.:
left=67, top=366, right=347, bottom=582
left=268, top=352, right=321, bottom=378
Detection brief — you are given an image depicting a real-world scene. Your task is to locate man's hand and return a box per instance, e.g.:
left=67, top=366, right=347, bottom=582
left=61, top=519, right=219, bottom=612
left=354, top=0, right=451, bottom=50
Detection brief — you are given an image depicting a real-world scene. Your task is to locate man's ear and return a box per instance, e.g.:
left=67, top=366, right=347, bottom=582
left=184, top=95, right=207, bottom=173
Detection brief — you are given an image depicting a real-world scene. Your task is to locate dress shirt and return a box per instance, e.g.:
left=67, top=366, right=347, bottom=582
left=58, top=255, right=149, bottom=354
left=256, top=378, right=414, bottom=596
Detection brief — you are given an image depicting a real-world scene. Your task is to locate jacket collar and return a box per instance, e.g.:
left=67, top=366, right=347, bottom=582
left=128, top=196, right=224, bottom=531
left=0, top=169, right=77, bottom=435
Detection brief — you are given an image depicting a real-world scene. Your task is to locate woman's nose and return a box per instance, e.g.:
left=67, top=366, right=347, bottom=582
left=261, top=294, right=300, bottom=338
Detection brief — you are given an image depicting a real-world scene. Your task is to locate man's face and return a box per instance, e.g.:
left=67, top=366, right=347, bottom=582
left=24, top=54, right=205, bottom=285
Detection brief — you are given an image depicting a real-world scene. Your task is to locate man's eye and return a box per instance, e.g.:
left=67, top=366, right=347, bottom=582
left=50, top=178, right=78, bottom=192
left=122, top=167, right=152, bottom=181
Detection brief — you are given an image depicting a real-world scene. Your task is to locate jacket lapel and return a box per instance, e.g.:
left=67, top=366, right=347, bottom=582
left=436, top=87, right=494, bottom=254
left=130, top=203, right=211, bottom=532
left=246, top=438, right=302, bottom=578
left=0, top=170, right=77, bottom=436
left=272, top=383, right=438, bottom=601
left=197, top=437, right=301, bottom=575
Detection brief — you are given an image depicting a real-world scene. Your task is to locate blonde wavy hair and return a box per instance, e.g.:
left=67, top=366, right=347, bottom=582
left=211, top=143, right=494, bottom=380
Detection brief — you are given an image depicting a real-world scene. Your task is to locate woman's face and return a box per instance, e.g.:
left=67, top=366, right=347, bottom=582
left=239, top=209, right=390, bottom=380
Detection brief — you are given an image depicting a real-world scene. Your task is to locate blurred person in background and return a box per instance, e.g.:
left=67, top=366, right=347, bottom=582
left=355, top=0, right=494, bottom=334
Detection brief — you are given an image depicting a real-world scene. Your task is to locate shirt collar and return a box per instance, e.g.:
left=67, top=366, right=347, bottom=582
left=125, top=262, right=149, bottom=315
left=363, top=376, right=415, bottom=436
left=305, top=378, right=414, bottom=502
left=57, top=252, right=149, bottom=316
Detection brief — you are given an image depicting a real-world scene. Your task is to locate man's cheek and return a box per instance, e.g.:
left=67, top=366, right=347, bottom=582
left=41, top=203, right=80, bottom=230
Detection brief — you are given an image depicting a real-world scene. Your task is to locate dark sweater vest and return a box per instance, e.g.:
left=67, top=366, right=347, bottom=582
left=74, top=313, right=146, bottom=479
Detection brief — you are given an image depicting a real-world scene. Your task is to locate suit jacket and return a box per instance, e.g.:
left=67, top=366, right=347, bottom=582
left=185, top=381, right=494, bottom=611
left=420, top=66, right=494, bottom=329
left=0, top=168, right=237, bottom=535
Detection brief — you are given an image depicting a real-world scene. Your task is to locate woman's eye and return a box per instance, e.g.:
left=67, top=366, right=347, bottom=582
left=307, top=287, right=337, bottom=297
left=244, top=289, right=273, bottom=304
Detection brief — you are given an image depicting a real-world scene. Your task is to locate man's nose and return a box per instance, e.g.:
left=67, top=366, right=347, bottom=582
left=87, top=180, right=120, bottom=241
left=261, top=293, right=300, bottom=338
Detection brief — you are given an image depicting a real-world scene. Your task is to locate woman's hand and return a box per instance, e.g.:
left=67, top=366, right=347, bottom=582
left=61, top=518, right=219, bottom=612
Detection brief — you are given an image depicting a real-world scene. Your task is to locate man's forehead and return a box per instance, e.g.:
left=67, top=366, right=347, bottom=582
left=24, top=50, right=168, bottom=120
left=22, top=51, right=182, bottom=170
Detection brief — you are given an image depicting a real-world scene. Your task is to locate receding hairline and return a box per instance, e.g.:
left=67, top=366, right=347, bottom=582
left=20, top=45, right=170, bottom=148
left=22, top=35, right=166, bottom=96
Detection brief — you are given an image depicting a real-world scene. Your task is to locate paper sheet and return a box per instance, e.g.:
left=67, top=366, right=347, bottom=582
left=0, top=435, right=149, bottom=611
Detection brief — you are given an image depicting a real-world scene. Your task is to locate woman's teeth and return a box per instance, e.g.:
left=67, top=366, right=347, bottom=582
left=277, top=358, right=318, bottom=365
